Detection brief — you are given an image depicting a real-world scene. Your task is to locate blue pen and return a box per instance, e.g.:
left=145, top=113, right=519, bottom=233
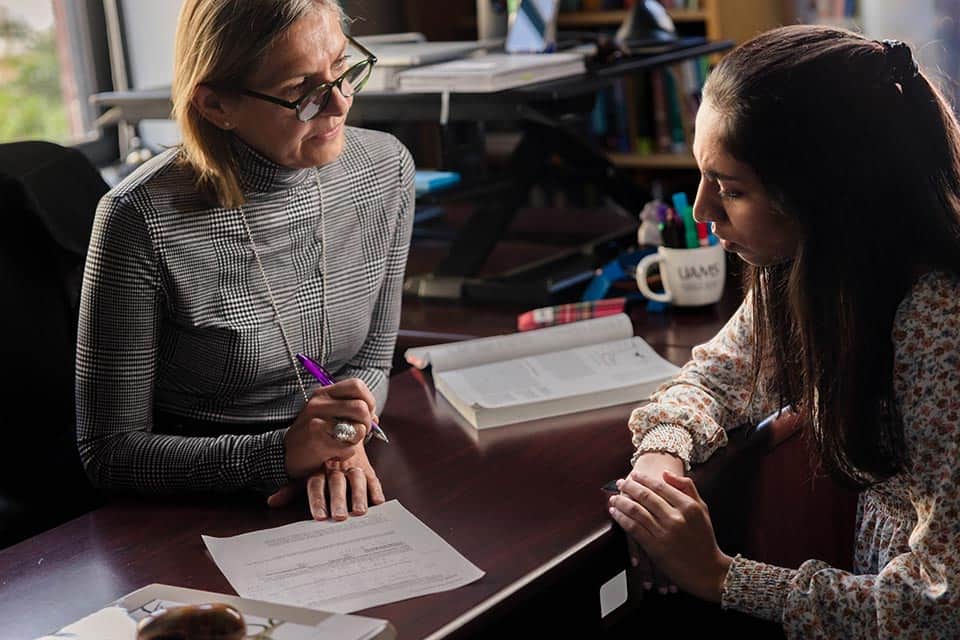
left=295, top=353, right=389, bottom=443
left=749, top=405, right=794, bottom=438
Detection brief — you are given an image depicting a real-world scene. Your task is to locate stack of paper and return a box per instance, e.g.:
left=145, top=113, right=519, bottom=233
left=365, top=41, right=490, bottom=91
left=397, top=52, right=586, bottom=93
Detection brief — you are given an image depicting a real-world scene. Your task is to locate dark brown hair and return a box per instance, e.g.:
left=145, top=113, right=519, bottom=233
left=704, top=25, right=960, bottom=487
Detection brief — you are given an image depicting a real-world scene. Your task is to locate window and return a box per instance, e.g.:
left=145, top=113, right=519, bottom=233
left=0, top=0, right=115, bottom=163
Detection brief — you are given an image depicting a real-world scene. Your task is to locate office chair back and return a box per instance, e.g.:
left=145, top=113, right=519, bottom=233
left=0, top=141, right=107, bottom=547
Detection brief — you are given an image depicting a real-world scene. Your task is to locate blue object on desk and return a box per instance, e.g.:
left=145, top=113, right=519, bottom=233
left=581, top=259, right=625, bottom=302
left=580, top=247, right=657, bottom=302
left=646, top=299, right=668, bottom=313
left=415, top=170, right=461, bottom=196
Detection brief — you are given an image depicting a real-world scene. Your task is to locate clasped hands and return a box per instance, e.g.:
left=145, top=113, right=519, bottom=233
left=268, top=378, right=385, bottom=520
left=608, top=452, right=733, bottom=603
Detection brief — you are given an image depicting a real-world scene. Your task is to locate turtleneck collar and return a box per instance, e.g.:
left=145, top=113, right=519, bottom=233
left=232, top=136, right=313, bottom=194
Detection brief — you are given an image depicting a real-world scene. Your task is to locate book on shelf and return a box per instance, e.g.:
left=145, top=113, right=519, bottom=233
left=558, top=0, right=701, bottom=12
left=661, top=65, right=687, bottom=153
left=415, top=170, right=461, bottom=196
left=649, top=67, right=672, bottom=152
left=39, top=583, right=393, bottom=640
left=632, top=72, right=654, bottom=154
left=396, top=52, right=585, bottom=93
left=588, top=54, right=711, bottom=165
left=404, top=314, right=680, bottom=430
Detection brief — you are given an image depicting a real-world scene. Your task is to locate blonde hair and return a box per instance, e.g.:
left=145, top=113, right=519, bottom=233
left=172, top=0, right=345, bottom=208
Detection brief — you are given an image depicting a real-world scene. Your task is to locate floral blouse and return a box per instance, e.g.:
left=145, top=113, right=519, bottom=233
left=628, top=271, right=960, bottom=638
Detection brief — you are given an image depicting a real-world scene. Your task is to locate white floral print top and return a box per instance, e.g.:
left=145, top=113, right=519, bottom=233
left=628, top=271, right=960, bottom=638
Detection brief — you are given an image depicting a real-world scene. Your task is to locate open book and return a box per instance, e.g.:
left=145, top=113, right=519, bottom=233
left=405, top=314, right=680, bottom=429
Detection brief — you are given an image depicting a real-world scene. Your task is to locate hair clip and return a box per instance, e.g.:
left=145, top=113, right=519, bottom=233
left=881, top=39, right=919, bottom=85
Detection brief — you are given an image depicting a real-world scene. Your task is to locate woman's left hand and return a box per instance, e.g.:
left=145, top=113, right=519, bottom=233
left=267, top=438, right=385, bottom=520
left=608, top=470, right=733, bottom=603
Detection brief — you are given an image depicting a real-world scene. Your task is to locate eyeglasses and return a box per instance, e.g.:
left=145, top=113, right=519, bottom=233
left=240, top=35, right=376, bottom=122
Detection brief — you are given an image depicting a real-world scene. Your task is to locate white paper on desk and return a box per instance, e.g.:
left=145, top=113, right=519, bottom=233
left=202, top=500, right=484, bottom=613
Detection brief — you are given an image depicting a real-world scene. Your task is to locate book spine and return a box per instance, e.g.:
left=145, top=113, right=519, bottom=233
left=623, top=75, right=640, bottom=154
left=661, top=66, right=686, bottom=153
left=650, top=69, right=672, bottom=153
left=633, top=72, right=654, bottom=155
left=611, top=79, right=631, bottom=152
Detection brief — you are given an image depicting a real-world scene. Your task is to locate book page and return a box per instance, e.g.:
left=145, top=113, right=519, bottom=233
left=435, top=336, right=679, bottom=409
left=405, top=313, right=633, bottom=372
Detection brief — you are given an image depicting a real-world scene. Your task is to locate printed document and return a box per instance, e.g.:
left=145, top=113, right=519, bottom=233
left=202, top=500, right=484, bottom=613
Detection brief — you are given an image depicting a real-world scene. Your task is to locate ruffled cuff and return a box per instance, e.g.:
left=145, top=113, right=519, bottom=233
left=627, top=400, right=728, bottom=465
left=721, top=554, right=796, bottom=623
left=631, top=423, right=693, bottom=469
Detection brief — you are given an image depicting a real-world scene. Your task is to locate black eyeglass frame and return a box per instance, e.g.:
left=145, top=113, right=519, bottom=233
left=239, top=35, right=377, bottom=121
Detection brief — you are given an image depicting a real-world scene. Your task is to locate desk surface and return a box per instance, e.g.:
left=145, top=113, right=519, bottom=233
left=0, top=290, right=753, bottom=639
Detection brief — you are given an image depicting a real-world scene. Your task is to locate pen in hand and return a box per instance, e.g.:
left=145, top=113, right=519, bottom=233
left=295, top=353, right=389, bottom=443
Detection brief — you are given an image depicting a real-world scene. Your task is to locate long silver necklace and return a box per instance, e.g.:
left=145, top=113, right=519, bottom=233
left=236, top=170, right=327, bottom=404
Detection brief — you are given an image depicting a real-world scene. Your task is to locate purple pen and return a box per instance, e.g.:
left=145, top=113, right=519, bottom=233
left=295, top=353, right=389, bottom=443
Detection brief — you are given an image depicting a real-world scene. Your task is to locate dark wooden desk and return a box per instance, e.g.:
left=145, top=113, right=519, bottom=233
left=0, top=291, right=773, bottom=639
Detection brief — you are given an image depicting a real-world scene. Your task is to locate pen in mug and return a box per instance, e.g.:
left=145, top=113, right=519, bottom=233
left=295, top=353, right=389, bottom=443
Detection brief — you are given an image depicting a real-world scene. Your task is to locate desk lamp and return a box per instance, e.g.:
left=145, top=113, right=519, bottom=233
left=615, top=0, right=678, bottom=51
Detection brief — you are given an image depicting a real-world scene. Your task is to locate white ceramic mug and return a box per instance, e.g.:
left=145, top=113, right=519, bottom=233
left=635, top=244, right=726, bottom=306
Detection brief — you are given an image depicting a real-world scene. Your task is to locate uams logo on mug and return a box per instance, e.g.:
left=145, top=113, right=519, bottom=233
left=677, top=263, right=723, bottom=280
left=636, top=244, right=726, bottom=306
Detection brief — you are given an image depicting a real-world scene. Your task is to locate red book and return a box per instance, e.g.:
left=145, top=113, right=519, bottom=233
left=517, top=298, right=627, bottom=331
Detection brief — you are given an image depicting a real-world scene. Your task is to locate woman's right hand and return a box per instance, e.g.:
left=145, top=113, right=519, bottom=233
left=624, top=451, right=685, bottom=595
left=283, top=379, right=376, bottom=480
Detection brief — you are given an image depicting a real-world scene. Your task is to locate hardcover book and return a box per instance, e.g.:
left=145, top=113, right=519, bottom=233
left=405, top=314, right=679, bottom=429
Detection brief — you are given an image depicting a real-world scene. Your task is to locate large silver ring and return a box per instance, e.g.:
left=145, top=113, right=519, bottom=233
left=332, top=421, right=358, bottom=442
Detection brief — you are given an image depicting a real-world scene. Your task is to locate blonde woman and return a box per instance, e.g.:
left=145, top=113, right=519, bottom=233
left=77, top=0, right=414, bottom=521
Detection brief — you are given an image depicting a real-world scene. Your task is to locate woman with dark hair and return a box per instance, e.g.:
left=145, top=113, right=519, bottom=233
left=610, top=25, right=960, bottom=636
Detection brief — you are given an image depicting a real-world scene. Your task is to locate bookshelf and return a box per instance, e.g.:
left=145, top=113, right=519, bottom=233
left=607, top=151, right=697, bottom=169
left=557, top=9, right=707, bottom=29
left=557, top=1, right=785, bottom=46
left=560, top=0, right=786, bottom=171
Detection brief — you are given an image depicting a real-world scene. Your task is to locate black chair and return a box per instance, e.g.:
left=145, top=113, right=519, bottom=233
left=0, top=141, right=108, bottom=548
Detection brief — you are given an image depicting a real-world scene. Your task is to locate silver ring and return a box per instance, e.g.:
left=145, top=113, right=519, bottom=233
left=332, top=422, right=358, bottom=442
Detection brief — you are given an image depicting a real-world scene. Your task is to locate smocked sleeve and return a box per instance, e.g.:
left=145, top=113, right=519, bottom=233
left=629, top=295, right=781, bottom=468
left=719, top=275, right=960, bottom=638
